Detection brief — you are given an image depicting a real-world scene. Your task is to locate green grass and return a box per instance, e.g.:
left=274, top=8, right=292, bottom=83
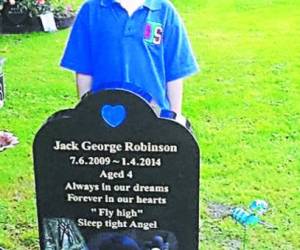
left=1, top=0, right=300, bottom=249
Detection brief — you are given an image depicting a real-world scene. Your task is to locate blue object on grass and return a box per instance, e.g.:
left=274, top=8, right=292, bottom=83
left=231, top=207, right=260, bottom=226
left=249, top=200, right=269, bottom=215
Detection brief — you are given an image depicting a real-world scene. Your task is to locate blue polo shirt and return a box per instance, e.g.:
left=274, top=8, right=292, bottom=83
left=61, top=0, right=198, bottom=109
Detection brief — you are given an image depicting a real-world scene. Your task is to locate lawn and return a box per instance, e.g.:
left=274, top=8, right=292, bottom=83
left=0, top=0, right=300, bottom=249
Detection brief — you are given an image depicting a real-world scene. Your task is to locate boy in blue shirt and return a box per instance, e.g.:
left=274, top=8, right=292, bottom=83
left=61, top=0, right=198, bottom=114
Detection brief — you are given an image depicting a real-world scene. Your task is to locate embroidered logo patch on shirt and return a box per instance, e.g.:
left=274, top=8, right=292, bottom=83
left=144, top=21, right=163, bottom=45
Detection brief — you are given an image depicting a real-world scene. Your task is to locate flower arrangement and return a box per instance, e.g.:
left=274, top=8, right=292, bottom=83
left=51, top=0, right=74, bottom=19
left=0, top=131, right=19, bottom=152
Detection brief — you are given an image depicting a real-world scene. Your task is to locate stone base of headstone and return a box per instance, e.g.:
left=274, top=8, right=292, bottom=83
left=1, top=17, right=41, bottom=34
left=0, top=16, right=74, bottom=33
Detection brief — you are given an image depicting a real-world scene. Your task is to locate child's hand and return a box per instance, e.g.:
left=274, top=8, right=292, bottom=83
left=149, top=99, right=160, bottom=115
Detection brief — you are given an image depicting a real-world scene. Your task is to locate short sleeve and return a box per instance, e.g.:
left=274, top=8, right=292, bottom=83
left=60, top=3, right=93, bottom=75
left=164, top=10, right=199, bottom=82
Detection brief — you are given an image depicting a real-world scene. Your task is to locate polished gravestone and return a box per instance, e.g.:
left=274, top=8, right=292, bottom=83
left=0, top=2, right=36, bottom=33
left=33, top=90, right=200, bottom=250
left=2, top=2, right=29, bottom=26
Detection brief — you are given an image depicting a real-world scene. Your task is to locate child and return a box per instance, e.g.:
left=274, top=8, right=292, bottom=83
left=61, top=0, right=198, bottom=114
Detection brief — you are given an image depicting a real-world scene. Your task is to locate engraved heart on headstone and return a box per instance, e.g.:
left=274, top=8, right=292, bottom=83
left=101, top=104, right=127, bottom=128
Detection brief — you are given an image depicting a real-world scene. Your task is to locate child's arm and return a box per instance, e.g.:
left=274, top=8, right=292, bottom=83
left=167, top=78, right=183, bottom=114
left=76, top=73, right=92, bottom=98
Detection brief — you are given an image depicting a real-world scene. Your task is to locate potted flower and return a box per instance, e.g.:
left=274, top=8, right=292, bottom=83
left=51, top=0, right=75, bottom=29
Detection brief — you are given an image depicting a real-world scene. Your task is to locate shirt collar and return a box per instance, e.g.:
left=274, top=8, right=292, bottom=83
left=143, top=0, right=161, bottom=10
left=99, top=0, right=116, bottom=7
left=99, top=0, right=161, bottom=10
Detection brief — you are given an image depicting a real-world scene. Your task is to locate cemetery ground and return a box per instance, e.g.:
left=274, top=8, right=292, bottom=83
left=0, top=0, right=300, bottom=249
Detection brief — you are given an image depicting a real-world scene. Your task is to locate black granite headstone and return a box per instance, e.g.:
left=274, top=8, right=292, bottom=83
left=0, top=14, right=3, bottom=33
left=0, top=3, right=44, bottom=33
left=0, top=57, right=4, bottom=108
left=33, top=90, right=200, bottom=250
left=2, top=2, right=28, bottom=25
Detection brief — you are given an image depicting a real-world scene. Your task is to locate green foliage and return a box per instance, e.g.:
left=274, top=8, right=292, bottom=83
left=50, top=0, right=75, bottom=18
left=20, top=0, right=51, bottom=17
left=0, top=0, right=300, bottom=249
